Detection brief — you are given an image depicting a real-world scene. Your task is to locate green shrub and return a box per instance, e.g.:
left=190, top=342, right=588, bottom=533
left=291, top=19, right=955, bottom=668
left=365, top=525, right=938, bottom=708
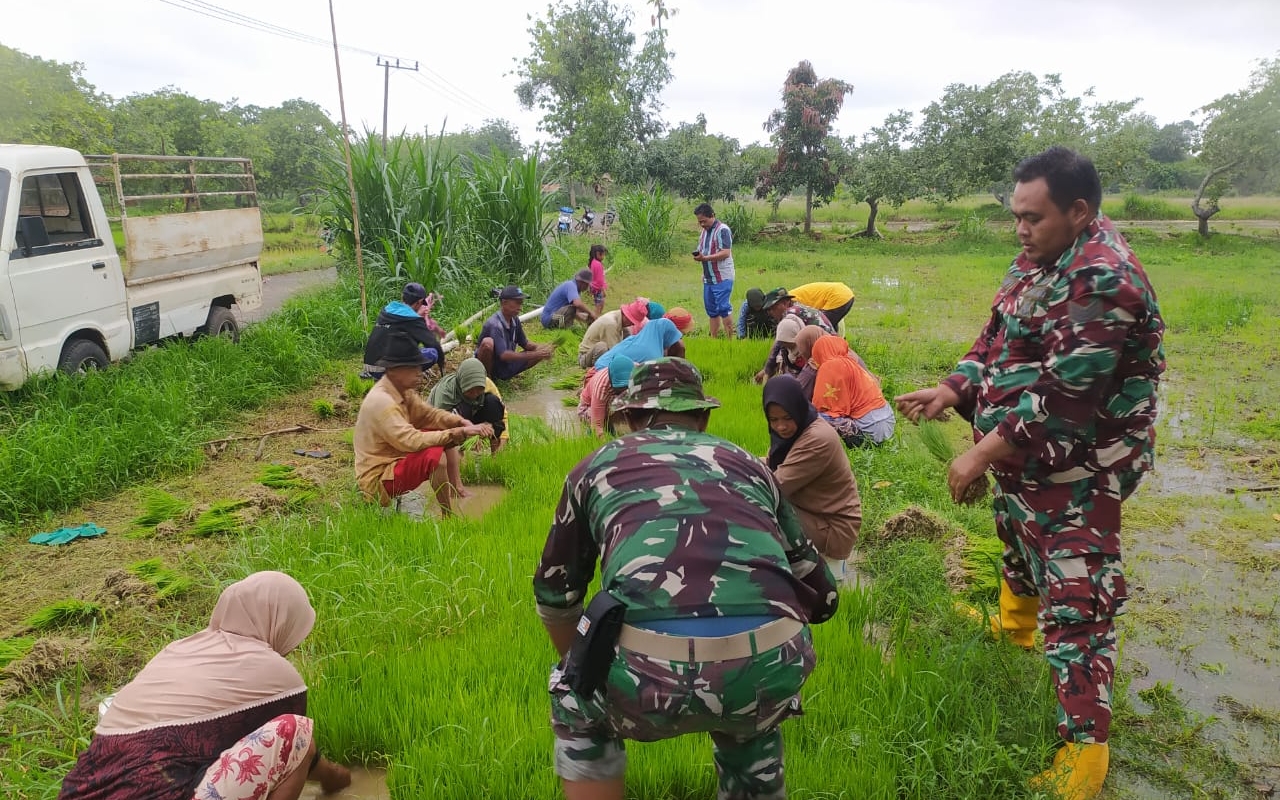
left=718, top=202, right=758, bottom=244
left=616, top=183, right=678, bottom=262
left=1120, top=193, right=1183, bottom=221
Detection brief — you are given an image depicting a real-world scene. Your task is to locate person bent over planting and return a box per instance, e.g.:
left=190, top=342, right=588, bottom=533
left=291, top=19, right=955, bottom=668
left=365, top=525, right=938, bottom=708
left=535, top=357, right=838, bottom=800
left=577, top=297, right=663, bottom=369
left=59, top=571, right=352, bottom=800
left=541, top=269, right=598, bottom=329
left=429, top=357, right=509, bottom=496
left=475, top=284, right=554, bottom=380
left=361, top=281, right=445, bottom=380
left=355, top=332, right=493, bottom=516
left=753, top=288, right=834, bottom=384
left=895, top=146, right=1165, bottom=800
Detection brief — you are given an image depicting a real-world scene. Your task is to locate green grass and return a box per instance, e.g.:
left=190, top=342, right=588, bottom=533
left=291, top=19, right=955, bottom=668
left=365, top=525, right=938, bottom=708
left=0, top=282, right=367, bottom=524
left=3, top=217, right=1278, bottom=798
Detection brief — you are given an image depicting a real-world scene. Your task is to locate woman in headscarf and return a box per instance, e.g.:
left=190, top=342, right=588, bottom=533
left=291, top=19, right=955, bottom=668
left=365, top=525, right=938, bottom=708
left=808, top=334, right=897, bottom=446
left=59, top=571, right=350, bottom=800
left=429, top=357, right=510, bottom=498
left=762, top=375, right=863, bottom=578
left=793, top=325, right=824, bottom=400
left=577, top=356, right=634, bottom=437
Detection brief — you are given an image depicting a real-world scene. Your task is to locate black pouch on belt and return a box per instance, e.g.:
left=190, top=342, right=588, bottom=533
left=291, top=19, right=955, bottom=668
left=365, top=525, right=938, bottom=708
left=562, top=591, right=626, bottom=697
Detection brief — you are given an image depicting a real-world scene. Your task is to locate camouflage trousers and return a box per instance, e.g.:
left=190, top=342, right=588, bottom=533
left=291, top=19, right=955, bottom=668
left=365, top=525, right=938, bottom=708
left=993, top=469, right=1143, bottom=744
left=549, top=628, right=814, bottom=799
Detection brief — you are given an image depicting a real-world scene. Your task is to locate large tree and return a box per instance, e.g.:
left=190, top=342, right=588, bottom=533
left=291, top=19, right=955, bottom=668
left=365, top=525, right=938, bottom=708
left=844, top=110, right=920, bottom=238
left=642, top=114, right=742, bottom=201
left=0, top=44, right=111, bottom=152
left=514, top=0, right=672, bottom=204
left=759, top=61, right=852, bottom=233
left=1191, top=56, right=1280, bottom=237
left=252, top=99, right=338, bottom=201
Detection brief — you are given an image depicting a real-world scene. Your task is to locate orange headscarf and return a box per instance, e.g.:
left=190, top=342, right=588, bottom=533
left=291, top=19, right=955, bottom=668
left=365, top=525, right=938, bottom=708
left=809, top=335, right=887, bottom=420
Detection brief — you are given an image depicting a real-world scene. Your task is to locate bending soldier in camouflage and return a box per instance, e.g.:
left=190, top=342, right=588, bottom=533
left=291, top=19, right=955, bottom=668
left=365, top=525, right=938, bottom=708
left=896, top=147, right=1164, bottom=800
left=535, top=357, right=839, bottom=800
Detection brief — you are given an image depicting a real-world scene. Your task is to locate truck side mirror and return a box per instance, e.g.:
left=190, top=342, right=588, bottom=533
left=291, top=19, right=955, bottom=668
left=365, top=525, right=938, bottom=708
left=17, top=216, right=50, bottom=256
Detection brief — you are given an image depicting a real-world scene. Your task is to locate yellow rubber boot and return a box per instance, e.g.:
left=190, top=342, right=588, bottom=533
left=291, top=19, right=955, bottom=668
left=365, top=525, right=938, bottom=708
left=1029, top=742, right=1109, bottom=800
left=995, top=578, right=1039, bottom=649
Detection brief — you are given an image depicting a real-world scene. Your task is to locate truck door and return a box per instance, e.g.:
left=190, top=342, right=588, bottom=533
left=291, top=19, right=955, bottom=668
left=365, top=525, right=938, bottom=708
left=7, top=167, right=128, bottom=375
left=0, top=168, right=25, bottom=389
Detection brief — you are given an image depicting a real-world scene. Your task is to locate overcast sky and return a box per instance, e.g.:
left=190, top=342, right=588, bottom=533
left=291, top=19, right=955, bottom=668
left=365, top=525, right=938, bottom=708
left=7, top=0, right=1279, bottom=148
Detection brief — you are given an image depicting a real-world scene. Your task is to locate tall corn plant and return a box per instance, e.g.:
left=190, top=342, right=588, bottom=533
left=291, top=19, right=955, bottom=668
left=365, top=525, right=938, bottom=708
left=616, top=182, right=678, bottom=262
left=461, top=145, right=555, bottom=301
left=317, top=133, right=465, bottom=303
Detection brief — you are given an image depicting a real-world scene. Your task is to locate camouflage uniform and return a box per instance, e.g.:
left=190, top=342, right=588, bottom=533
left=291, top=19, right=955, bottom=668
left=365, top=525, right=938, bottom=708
left=535, top=358, right=838, bottom=798
left=942, top=215, right=1164, bottom=744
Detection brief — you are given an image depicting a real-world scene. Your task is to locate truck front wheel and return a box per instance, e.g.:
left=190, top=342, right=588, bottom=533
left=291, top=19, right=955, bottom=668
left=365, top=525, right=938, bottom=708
left=58, top=339, right=110, bottom=375
left=203, top=306, right=240, bottom=342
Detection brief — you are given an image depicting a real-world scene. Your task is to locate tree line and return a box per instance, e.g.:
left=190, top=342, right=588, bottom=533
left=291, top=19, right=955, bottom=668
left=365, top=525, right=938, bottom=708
left=5, top=2, right=1277, bottom=238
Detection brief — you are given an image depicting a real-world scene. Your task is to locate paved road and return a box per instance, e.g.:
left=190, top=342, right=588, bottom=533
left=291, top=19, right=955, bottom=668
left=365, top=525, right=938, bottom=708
left=238, top=267, right=338, bottom=324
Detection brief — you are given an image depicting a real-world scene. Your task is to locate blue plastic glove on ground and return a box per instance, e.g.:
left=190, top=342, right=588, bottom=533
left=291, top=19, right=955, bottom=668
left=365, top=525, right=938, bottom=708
left=29, top=523, right=107, bottom=546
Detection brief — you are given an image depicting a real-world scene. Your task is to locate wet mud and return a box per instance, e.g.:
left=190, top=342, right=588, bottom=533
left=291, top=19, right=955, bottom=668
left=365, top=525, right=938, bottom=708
left=505, top=383, right=583, bottom=435
left=299, top=766, right=388, bottom=800
left=1121, top=447, right=1280, bottom=784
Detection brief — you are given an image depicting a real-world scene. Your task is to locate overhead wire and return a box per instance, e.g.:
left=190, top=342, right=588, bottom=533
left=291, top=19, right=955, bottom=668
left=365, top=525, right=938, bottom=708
left=153, top=0, right=506, bottom=119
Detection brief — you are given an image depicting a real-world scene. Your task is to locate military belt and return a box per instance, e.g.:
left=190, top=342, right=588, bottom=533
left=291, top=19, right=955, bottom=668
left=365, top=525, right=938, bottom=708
left=619, top=617, right=803, bottom=662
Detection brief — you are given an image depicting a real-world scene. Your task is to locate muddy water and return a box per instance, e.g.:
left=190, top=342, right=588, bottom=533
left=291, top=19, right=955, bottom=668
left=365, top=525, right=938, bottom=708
left=1120, top=450, right=1280, bottom=783
left=505, top=383, right=583, bottom=435
left=299, top=766, right=388, bottom=800
left=454, top=483, right=509, bottom=518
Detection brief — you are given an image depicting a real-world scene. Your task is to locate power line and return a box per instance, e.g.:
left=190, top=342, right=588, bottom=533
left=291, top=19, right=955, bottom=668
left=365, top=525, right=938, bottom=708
left=152, top=0, right=506, bottom=118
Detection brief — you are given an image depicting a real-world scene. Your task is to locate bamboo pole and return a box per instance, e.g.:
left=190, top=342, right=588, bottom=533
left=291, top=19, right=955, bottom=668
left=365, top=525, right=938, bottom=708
left=328, top=0, right=368, bottom=327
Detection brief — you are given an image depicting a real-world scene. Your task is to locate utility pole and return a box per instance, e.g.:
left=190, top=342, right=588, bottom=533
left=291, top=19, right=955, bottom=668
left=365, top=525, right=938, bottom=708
left=376, top=57, right=419, bottom=154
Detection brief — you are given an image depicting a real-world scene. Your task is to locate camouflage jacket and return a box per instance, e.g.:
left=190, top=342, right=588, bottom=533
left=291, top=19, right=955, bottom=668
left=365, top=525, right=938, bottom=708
left=942, top=215, right=1165, bottom=483
left=534, top=425, right=837, bottom=624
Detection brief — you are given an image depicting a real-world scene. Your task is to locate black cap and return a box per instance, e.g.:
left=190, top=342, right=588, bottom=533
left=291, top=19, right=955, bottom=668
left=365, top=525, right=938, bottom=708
left=402, top=282, right=428, bottom=304
left=498, top=285, right=526, bottom=300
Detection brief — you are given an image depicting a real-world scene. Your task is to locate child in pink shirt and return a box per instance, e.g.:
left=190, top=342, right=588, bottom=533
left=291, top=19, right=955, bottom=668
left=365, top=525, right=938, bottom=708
left=588, top=244, right=608, bottom=317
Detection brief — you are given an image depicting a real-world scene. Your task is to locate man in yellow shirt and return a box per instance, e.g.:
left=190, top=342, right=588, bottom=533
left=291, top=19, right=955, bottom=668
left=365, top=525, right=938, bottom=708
left=789, top=282, right=856, bottom=328
left=355, top=332, right=492, bottom=515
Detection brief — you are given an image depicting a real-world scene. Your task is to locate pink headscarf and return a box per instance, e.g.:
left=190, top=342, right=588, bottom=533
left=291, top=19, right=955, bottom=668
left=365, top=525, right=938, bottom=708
left=620, top=297, right=651, bottom=332
left=96, top=571, right=315, bottom=734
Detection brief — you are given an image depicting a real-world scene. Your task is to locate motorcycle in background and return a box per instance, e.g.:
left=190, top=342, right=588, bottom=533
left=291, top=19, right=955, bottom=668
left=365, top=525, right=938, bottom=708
left=601, top=206, right=617, bottom=228
left=556, top=206, right=575, bottom=234
left=575, top=206, right=596, bottom=233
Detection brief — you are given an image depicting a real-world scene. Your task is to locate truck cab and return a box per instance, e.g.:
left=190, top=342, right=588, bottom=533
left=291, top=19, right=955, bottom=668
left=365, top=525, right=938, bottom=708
left=0, top=146, right=263, bottom=389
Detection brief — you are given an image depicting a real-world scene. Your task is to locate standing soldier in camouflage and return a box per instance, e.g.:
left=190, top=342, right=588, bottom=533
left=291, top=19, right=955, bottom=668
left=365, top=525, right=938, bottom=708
left=535, top=357, right=838, bottom=800
left=896, top=147, right=1164, bottom=800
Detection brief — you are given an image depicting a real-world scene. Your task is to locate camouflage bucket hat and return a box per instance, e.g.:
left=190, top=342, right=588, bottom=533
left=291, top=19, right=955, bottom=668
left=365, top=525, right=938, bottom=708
left=615, top=357, right=720, bottom=413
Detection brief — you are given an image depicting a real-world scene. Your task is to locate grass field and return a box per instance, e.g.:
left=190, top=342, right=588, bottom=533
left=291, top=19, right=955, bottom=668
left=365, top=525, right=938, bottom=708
left=2, top=215, right=1279, bottom=798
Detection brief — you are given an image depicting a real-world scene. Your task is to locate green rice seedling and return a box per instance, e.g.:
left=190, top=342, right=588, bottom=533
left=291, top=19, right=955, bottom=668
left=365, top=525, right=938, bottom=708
left=23, top=600, right=102, bottom=631
left=191, top=500, right=250, bottom=537
left=283, top=488, right=318, bottom=509
left=131, top=488, right=192, bottom=527
left=344, top=372, right=374, bottom=401
left=311, top=398, right=336, bottom=418
left=127, top=558, right=195, bottom=600
left=916, top=419, right=955, bottom=464
left=258, top=464, right=316, bottom=491
left=0, top=636, right=35, bottom=668
left=550, top=374, right=582, bottom=391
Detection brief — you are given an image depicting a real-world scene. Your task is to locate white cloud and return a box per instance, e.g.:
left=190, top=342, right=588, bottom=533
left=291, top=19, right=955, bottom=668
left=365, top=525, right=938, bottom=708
left=6, top=0, right=1277, bottom=148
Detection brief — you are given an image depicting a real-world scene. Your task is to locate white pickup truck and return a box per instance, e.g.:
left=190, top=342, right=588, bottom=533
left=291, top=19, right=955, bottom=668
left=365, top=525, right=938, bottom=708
left=0, top=145, right=264, bottom=389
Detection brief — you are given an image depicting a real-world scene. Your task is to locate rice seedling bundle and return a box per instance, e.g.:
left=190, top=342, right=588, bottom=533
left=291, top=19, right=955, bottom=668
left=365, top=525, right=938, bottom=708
left=258, top=464, right=315, bottom=491
left=0, top=636, right=35, bottom=668
left=127, top=558, right=194, bottom=600
left=191, top=499, right=251, bottom=537
left=131, top=488, right=192, bottom=527
left=23, top=600, right=102, bottom=631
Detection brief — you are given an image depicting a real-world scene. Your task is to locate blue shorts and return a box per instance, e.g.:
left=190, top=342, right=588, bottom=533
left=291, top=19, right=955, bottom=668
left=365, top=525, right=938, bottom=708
left=703, top=281, right=733, bottom=318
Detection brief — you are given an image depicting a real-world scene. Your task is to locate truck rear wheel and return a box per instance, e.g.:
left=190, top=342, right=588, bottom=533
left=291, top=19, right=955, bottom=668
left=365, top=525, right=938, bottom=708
left=203, top=306, right=240, bottom=342
left=58, top=339, right=109, bottom=375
